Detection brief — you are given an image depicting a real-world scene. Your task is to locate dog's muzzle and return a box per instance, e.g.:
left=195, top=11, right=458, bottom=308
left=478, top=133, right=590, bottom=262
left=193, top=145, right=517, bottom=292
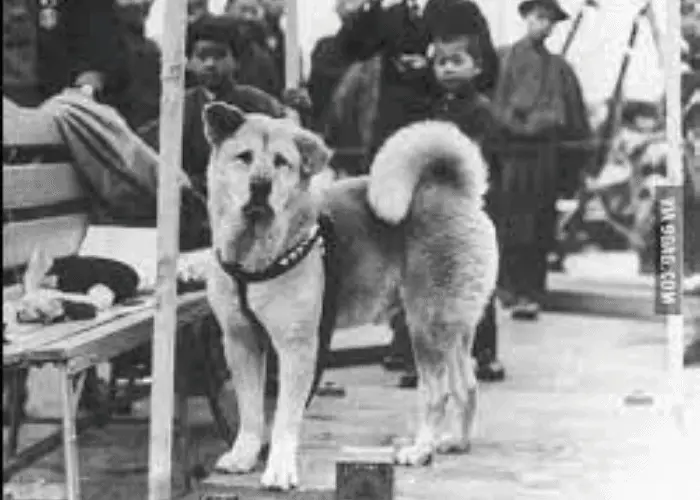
left=243, top=178, right=274, bottom=221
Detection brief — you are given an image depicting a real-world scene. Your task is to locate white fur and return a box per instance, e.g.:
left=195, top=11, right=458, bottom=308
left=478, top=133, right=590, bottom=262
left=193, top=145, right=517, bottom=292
left=367, top=121, right=489, bottom=225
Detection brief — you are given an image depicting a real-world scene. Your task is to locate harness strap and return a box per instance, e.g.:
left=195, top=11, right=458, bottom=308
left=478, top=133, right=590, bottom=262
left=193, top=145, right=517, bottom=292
left=219, top=213, right=339, bottom=408
left=308, top=213, right=339, bottom=407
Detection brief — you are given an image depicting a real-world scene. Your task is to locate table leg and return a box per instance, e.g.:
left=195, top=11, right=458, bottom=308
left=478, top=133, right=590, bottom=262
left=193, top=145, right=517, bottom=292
left=6, top=369, right=26, bottom=458
left=176, top=388, right=191, bottom=493
left=59, top=365, right=82, bottom=500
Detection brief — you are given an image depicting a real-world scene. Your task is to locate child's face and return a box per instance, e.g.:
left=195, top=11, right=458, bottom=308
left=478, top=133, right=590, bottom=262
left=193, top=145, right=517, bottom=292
left=226, top=0, right=266, bottom=23
left=189, top=40, right=237, bottom=91
left=432, top=39, right=482, bottom=92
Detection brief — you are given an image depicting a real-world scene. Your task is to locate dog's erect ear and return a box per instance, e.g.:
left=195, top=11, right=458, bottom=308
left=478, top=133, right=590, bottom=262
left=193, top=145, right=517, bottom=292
left=294, top=129, right=331, bottom=176
left=202, top=102, right=246, bottom=146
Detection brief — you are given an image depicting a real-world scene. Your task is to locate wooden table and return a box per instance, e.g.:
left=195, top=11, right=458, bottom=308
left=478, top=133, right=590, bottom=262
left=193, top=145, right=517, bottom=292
left=3, top=289, right=209, bottom=500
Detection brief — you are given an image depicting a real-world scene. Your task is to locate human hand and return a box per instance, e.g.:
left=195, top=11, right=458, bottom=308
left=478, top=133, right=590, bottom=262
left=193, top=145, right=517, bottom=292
left=73, top=71, right=105, bottom=98
left=282, top=87, right=312, bottom=112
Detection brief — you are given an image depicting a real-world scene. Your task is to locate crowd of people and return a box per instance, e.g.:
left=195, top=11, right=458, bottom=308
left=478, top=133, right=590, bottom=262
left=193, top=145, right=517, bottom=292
left=3, top=0, right=699, bottom=394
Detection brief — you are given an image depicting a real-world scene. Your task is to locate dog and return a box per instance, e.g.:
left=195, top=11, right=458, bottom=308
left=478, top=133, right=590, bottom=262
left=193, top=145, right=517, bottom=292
left=203, top=102, right=499, bottom=490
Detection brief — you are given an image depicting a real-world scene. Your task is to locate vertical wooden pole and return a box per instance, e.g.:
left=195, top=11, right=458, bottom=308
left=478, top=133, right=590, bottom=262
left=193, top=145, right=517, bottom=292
left=663, top=0, right=685, bottom=430
left=148, top=0, right=187, bottom=498
left=284, top=0, right=301, bottom=88
left=645, top=0, right=664, bottom=71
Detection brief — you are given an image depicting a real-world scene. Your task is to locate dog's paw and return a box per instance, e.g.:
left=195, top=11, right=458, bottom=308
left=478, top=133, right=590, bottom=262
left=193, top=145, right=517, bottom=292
left=394, top=442, right=434, bottom=467
left=214, top=435, right=262, bottom=474
left=435, top=434, right=471, bottom=455
left=260, top=444, right=298, bottom=491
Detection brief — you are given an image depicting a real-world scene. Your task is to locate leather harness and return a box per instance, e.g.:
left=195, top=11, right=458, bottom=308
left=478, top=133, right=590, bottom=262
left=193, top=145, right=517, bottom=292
left=215, top=214, right=339, bottom=407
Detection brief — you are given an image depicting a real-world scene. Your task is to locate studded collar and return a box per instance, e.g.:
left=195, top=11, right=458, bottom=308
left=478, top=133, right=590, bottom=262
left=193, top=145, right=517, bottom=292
left=215, top=223, right=323, bottom=284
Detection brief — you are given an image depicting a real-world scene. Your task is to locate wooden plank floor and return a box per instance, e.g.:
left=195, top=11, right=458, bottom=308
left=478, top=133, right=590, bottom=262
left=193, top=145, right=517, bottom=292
left=6, top=314, right=700, bottom=500
left=195, top=313, right=700, bottom=500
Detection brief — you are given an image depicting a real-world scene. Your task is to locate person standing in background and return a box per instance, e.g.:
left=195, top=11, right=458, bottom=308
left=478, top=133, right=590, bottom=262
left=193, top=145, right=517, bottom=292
left=223, top=0, right=283, bottom=96
left=492, top=0, right=591, bottom=321
left=3, top=0, right=127, bottom=107
left=426, top=2, right=507, bottom=381
left=307, top=0, right=363, bottom=132
left=113, top=0, right=162, bottom=131
left=258, top=0, right=287, bottom=88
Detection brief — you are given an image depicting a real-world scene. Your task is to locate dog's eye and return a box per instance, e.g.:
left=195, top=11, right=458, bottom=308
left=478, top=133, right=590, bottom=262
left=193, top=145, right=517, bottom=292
left=236, top=150, right=253, bottom=164
left=273, top=153, right=290, bottom=169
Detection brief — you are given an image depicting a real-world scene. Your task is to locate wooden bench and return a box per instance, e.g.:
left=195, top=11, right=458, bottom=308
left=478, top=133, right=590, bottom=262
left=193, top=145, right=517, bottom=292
left=3, top=289, right=210, bottom=500
left=2, top=98, right=225, bottom=499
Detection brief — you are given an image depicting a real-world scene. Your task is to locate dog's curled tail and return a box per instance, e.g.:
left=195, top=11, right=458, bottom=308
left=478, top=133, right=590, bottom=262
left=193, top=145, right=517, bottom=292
left=367, top=120, right=489, bottom=225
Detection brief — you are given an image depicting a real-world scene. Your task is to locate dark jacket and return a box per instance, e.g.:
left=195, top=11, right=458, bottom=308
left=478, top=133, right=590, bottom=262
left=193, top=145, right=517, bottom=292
left=308, top=34, right=354, bottom=130
left=323, top=55, right=383, bottom=176
left=234, top=19, right=283, bottom=97
left=113, top=4, right=161, bottom=130
left=3, top=0, right=127, bottom=106
left=264, top=14, right=286, bottom=88
left=431, top=84, right=503, bottom=215
left=336, top=0, right=436, bottom=156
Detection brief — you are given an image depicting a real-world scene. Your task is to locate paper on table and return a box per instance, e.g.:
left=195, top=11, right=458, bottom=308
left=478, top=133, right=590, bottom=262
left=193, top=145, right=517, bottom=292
left=78, top=225, right=215, bottom=290
left=79, top=225, right=158, bottom=291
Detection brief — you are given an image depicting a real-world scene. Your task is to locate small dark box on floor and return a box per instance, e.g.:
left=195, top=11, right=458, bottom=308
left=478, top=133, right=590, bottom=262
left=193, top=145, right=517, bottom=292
left=336, top=461, right=393, bottom=500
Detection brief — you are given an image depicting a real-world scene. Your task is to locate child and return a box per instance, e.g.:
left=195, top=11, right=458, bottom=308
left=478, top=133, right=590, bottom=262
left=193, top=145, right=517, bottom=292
left=386, top=4, right=506, bottom=386
left=431, top=31, right=506, bottom=382
left=431, top=32, right=506, bottom=381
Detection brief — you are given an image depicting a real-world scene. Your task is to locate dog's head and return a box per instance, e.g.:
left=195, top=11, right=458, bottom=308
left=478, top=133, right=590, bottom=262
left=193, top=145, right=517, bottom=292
left=203, top=102, right=331, bottom=269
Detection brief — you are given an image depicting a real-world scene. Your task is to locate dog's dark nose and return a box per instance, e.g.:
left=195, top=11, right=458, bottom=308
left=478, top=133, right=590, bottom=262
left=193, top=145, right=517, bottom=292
left=249, top=178, right=272, bottom=204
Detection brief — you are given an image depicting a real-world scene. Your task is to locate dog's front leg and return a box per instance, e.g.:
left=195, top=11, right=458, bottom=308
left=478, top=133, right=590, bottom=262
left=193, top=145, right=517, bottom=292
left=260, top=319, right=319, bottom=491
left=210, top=309, right=267, bottom=474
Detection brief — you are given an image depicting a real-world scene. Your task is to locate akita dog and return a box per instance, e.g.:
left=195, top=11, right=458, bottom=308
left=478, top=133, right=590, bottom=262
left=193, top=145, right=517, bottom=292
left=203, top=102, right=498, bottom=490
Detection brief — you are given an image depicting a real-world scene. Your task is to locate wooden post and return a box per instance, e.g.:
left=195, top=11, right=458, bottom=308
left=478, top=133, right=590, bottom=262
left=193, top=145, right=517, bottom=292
left=147, top=0, right=188, bottom=498
left=663, top=0, right=685, bottom=430
left=645, top=0, right=664, bottom=71
left=284, top=0, right=301, bottom=88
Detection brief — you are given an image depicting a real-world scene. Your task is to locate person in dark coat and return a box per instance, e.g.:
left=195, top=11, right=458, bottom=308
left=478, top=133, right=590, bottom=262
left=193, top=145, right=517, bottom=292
left=336, top=0, right=434, bottom=158
left=224, top=0, right=283, bottom=97
left=259, top=0, right=287, bottom=89
left=428, top=28, right=507, bottom=382
left=307, top=0, right=362, bottom=132
left=113, top=1, right=162, bottom=131
left=3, top=0, right=127, bottom=107
left=492, top=0, right=591, bottom=320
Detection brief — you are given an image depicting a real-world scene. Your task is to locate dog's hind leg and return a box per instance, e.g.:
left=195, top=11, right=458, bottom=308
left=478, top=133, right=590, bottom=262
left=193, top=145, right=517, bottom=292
left=436, top=333, right=478, bottom=454
left=212, top=314, right=267, bottom=474
left=394, top=321, right=452, bottom=467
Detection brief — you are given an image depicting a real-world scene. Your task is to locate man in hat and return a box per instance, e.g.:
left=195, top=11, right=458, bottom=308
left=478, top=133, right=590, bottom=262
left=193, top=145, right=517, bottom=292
left=493, top=0, right=591, bottom=320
